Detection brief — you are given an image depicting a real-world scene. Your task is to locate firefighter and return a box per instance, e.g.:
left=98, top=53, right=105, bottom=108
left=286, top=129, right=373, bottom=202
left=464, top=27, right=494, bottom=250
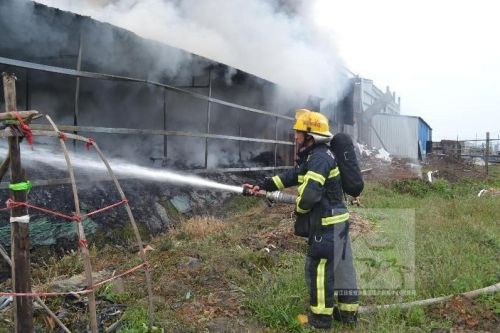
left=244, top=109, right=359, bottom=329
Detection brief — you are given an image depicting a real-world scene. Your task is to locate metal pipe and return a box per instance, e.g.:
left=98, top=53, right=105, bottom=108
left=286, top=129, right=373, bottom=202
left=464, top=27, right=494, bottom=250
left=73, top=33, right=83, bottom=149
left=0, top=56, right=294, bottom=120
left=28, top=124, right=294, bottom=146
left=205, top=69, right=212, bottom=168
left=163, top=88, right=167, bottom=160
left=274, top=117, right=280, bottom=168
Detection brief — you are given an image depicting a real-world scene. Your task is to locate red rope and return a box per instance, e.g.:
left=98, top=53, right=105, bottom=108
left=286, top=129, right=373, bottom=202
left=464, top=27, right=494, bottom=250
left=13, top=112, right=33, bottom=146
left=0, top=263, right=147, bottom=298
left=58, top=132, right=67, bottom=141
left=1, top=198, right=129, bottom=222
left=78, top=239, right=88, bottom=248
left=3, top=199, right=77, bottom=221
left=85, top=199, right=128, bottom=218
left=85, top=137, right=95, bottom=150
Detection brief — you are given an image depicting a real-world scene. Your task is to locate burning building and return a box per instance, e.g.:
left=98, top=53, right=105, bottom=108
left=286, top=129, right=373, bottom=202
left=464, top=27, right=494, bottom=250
left=0, top=0, right=347, bottom=253
left=1, top=0, right=433, bottom=170
left=0, top=0, right=335, bottom=173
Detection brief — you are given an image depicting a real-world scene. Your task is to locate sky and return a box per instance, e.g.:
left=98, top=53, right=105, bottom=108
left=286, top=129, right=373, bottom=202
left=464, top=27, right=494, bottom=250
left=35, top=0, right=500, bottom=141
left=317, top=0, right=500, bottom=140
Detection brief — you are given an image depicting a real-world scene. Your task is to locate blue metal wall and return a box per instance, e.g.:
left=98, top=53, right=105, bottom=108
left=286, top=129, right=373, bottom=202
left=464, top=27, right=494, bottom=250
left=418, top=119, right=432, bottom=155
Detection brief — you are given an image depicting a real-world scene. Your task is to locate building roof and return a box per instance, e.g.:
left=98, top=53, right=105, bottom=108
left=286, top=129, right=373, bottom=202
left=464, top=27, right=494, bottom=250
left=373, top=113, right=432, bottom=130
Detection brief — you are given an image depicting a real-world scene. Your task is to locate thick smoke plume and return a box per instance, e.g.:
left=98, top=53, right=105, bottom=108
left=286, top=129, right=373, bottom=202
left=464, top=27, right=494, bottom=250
left=36, top=0, right=347, bottom=102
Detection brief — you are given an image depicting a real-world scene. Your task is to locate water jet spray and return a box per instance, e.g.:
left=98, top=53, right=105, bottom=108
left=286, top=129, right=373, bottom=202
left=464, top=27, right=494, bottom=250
left=1, top=145, right=298, bottom=204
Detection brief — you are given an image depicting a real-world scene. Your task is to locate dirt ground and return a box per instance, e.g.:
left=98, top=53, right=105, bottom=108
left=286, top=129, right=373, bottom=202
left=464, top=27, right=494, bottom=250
left=429, top=296, right=500, bottom=333
left=360, top=153, right=488, bottom=183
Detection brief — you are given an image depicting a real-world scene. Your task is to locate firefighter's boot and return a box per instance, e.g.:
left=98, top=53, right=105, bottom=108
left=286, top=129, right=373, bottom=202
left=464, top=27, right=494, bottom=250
left=333, top=307, right=358, bottom=326
left=307, top=313, right=332, bottom=329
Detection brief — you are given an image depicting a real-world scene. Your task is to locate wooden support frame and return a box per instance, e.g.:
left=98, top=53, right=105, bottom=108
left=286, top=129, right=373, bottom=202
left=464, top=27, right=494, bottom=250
left=0, top=115, right=154, bottom=329
left=2, top=72, right=34, bottom=333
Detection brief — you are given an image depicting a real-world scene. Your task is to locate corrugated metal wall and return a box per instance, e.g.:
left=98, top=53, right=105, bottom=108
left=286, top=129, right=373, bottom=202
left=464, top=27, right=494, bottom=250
left=418, top=119, right=432, bottom=155
left=370, top=114, right=419, bottom=160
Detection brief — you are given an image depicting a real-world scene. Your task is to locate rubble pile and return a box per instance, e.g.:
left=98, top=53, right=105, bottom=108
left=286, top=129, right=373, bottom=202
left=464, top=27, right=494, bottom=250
left=355, top=143, right=421, bottom=181
left=423, top=155, right=485, bottom=182
left=354, top=142, right=488, bottom=183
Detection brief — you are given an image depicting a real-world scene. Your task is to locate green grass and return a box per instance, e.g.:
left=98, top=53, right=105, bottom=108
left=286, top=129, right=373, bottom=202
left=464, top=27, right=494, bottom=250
left=245, top=170, right=499, bottom=332
left=222, top=194, right=261, bottom=214
left=246, top=253, right=308, bottom=332
left=118, top=307, right=150, bottom=333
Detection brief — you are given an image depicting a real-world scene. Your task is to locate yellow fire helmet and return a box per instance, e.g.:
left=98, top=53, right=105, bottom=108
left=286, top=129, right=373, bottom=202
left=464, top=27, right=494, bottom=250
left=293, top=109, right=333, bottom=138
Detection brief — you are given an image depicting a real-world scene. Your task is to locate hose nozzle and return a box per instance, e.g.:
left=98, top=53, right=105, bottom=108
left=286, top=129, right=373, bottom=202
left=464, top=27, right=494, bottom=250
left=264, top=191, right=297, bottom=204
left=241, top=185, right=297, bottom=205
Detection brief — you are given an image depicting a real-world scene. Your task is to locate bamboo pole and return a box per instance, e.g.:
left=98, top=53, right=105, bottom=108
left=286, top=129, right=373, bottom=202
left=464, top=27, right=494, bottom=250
left=0, top=110, right=39, bottom=121
left=44, top=115, right=98, bottom=333
left=90, top=142, right=154, bottom=329
left=0, top=244, right=72, bottom=333
left=3, top=72, right=34, bottom=333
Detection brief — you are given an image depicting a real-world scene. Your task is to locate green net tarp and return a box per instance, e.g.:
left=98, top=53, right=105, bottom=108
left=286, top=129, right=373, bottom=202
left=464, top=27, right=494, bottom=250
left=0, top=218, right=96, bottom=247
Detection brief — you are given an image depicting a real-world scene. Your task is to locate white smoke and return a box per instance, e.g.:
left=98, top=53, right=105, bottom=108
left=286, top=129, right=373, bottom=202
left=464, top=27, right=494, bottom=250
left=35, top=0, right=348, bottom=102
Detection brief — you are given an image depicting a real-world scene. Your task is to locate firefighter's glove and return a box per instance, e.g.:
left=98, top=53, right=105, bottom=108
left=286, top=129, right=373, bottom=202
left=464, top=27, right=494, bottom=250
left=242, top=183, right=260, bottom=196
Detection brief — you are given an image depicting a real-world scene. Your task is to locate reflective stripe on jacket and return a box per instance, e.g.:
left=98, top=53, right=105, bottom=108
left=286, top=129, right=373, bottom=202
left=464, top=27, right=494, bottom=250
left=268, top=144, right=348, bottom=227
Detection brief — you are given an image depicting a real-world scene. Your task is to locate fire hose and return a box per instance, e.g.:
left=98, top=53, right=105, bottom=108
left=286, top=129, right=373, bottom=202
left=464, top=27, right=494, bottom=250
left=241, top=187, right=297, bottom=205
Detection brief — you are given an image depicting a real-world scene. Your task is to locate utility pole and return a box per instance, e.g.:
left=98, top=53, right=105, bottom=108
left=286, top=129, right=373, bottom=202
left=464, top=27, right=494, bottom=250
left=2, top=73, right=34, bottom=332
left=485, top=132, right=490, bottom=176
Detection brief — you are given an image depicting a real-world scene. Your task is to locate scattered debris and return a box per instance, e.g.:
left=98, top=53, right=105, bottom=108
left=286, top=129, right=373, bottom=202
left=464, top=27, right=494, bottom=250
left=170, top=195, right=192, bottom=214
left=49, top=270, right=111, bottom=292
left=375, top=148, right=392, bottom=162
left=0, top=295, right=12, bottom=311
left=154, top=202, right=170, bottom=226
left=178, top=256, right=202, bottom=271
left=477, top=188, right=500, bottom=197
left=355, top=143, right=420, bottom=181
left=423, top=155, right=485, bottom=183
left=427, top=170, right=439, bottom=183
left=139, top=245, right=155, bottom=255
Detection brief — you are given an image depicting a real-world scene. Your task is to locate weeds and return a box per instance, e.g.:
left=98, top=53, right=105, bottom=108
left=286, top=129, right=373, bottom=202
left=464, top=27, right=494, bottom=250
left=223, top=195, right=261, bottom=214
left=171, top=216, right=225, bottom=240
left=246, top=253, right=307, bottom=332
left=118, top=307, right=150, bottom=333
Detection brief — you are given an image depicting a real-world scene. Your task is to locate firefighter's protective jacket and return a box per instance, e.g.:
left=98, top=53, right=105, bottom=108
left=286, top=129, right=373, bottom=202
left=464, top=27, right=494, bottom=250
left=262, top=143, right=348, bottom=237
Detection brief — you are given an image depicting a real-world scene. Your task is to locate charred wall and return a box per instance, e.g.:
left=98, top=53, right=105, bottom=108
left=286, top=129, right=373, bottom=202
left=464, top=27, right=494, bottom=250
left=0, top=0, right=318, bottom=169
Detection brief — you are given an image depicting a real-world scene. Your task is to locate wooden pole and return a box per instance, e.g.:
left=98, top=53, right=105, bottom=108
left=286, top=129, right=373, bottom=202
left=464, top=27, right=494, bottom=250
left=485, top=132, right=490, bottom=176
left=44, top=116, right=98, bottom=333
left=2, top=72, right=34, bottom=333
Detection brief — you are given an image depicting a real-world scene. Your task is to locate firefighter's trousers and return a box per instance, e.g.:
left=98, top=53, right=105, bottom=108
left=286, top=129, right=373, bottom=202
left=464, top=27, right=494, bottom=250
left=305, top=221, right=359, bottom=316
